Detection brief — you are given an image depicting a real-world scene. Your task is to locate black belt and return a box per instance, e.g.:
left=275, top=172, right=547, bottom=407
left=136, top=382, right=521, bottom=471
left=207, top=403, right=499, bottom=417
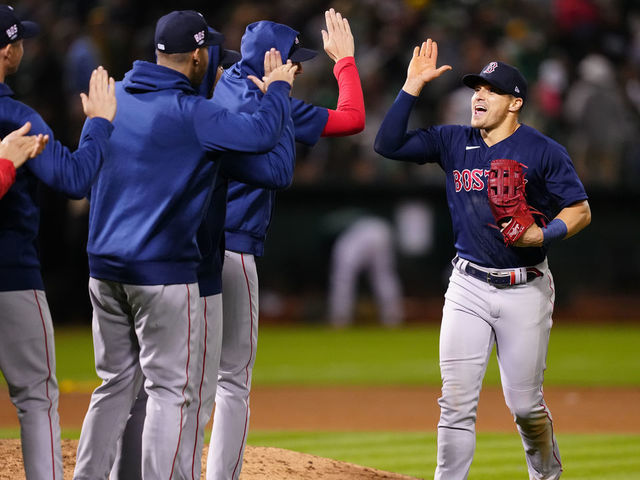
left=454, top=256, right=543, bottom=286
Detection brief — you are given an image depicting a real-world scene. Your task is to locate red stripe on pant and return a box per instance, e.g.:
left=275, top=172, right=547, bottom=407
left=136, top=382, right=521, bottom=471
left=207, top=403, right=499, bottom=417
left=33, top=290, right=56, bottom=480
left=170, top=284, right=193, bottom=478
left=232, top=253, right=255, bottom=479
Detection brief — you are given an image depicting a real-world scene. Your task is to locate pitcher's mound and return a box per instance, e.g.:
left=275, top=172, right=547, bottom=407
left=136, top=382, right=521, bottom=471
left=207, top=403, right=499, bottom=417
left=0, top=439, right=419, bottom=479
left=241, top=445, right=419, bottom=479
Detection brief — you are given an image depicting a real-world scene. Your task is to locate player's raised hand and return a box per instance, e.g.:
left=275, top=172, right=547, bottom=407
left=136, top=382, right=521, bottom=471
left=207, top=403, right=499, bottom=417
left=322, top=8, right=354, bottom=62
left=403, top=39, right=452, bottom=96
left=248, top=48, right=284, bottom=94
left=81, top=66, right=117, bottom=122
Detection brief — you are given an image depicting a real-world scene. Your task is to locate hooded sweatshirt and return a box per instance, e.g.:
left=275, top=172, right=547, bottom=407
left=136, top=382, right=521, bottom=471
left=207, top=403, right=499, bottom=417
left=196, top=35, right=298, bottom=295
left=0, top=82, right=113, bottom=291
left=213, top=21, right=364, bottom=257
left=85, top=60, right=291, bottom=285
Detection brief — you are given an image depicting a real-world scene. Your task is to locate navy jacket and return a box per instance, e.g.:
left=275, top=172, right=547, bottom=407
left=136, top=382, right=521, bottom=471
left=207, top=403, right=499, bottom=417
left=213, top=21, right=328, bottom=257
left=0, top=82, right=113, bottom=291
left=85, top=60, right=291, bottom=285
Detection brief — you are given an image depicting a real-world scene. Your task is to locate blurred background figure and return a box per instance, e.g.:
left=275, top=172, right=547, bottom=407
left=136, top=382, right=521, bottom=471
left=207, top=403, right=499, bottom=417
left=326, top=208, right=403, bottom=328
left=564, top=53, right=638, bottom=187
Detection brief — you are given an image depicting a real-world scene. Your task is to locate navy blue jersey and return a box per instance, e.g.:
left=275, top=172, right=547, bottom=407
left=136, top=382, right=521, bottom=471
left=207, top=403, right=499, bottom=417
left=375, top=90, right=587, bottom=268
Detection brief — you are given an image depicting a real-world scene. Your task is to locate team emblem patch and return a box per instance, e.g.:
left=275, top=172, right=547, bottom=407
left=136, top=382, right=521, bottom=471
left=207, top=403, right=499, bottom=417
left=6, top=24, right=18, bottom=41
left=194, top=30, right=205, bottom=45
left=482, top=61, right=498, bottom=74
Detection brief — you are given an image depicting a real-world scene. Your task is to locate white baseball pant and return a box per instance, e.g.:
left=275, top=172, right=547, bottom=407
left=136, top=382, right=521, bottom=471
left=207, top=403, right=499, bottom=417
left=0, top=290, right=63, bottom=480
left=111, top=294, right=223, bottom=480
left=435, top=258, right=562, bottom=480
left=73, top=279, right=203, bottom=480
left=206, top=251, right=259, bottom=480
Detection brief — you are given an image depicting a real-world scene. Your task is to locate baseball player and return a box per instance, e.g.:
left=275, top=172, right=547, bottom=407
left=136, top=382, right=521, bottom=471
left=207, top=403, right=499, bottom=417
left=0, top=122, right=49, bottom=198
left=374, top=40, right=591, bottom=479
left=110, top=44, right=297, bottom=480
left=0, top=5, right=116, bottom=479
left=207, top=9, right=365, bottom=479
left=72, top=10, right=297, bottom=480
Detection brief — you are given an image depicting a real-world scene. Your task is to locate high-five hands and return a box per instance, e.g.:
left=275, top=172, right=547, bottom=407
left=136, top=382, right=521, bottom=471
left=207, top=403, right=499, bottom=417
left=403, top=39, right=452, bottom=97
left=322, top=8, right=354, bottom=62
left=248, top=48, right=298, bottom=93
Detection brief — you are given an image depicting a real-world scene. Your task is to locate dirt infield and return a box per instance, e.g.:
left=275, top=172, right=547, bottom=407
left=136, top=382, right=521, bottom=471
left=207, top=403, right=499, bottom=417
left=0, top=385, right=634, bottom=433
left=1, top=386, right=639, bottom=478
left=0, top=440, right=420, bottom=480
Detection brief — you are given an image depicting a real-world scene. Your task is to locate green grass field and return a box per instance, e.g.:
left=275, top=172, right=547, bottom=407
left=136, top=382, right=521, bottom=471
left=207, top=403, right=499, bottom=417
left=3, top=323, right=640, bottom=479
left=48, top=323, right=640, bottom=388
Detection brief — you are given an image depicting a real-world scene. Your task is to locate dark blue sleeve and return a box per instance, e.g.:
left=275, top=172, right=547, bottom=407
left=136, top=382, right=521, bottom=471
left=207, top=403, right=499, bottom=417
left=374, top=90, right=441, bottom=164
left=219, top=117, right=295, bottom=189
left=290, top=97, right=329, bottom=146
left=193, top=81, right=291, bottom=154
left=27, top=114, right=113, bottom=199
left=542, top=144, right=588, bottom=208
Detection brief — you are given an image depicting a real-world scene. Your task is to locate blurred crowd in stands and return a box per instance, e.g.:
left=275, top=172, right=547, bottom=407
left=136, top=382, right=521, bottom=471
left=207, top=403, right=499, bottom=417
left=10, top=0, right=640, bottom=190
left=7, top=0, right=640, bottom=322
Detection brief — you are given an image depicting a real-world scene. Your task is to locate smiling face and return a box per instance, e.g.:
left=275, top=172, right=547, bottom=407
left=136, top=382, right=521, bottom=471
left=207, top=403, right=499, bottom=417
left=470, top=82, right=522, bottom=131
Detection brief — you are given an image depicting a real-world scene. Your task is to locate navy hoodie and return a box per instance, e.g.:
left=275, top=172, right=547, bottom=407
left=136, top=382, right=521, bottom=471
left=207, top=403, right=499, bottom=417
left=0, top=82, right=113, bottom=291
left=212, top=21, right=329, bottom=257
left=85, top=60, right=291, bottom=285
left=196, top=39, right=297, bottom=296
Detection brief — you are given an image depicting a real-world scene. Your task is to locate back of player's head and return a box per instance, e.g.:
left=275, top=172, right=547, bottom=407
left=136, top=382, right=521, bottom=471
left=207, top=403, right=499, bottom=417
left=462, top=61, right=528, bottom=103
left=154, top=10, right=221, bottom=54
left=0, top=5, right=39, bottom=48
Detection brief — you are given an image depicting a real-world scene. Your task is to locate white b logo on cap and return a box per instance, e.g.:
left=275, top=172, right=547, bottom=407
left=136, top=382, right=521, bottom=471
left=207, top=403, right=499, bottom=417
left=482, top=62, right=498, bottom=74
left=6, top=24, right=18, bottom=41
left=194, top=30, right=205, bottom=45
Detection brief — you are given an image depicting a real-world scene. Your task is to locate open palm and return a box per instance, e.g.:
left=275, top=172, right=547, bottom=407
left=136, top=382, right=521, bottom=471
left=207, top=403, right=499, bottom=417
left=404, top=39, right=451, bottom=96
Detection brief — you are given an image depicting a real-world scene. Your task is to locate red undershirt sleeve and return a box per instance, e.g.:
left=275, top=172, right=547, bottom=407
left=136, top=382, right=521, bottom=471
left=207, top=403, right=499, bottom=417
left=321, top=56, right=366, bottom=137
left=0, top=158, right=16, bottom=199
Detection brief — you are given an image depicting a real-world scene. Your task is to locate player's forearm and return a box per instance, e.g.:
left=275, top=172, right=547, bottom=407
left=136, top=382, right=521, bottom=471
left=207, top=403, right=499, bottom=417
left=32, top=117, right=113, bottom=199
left=321, top=57, right=365, bottom=137
left=220, top=123, right=296, bottom=190
left=374, top=90, right=423, bottom=159
left=554, top=200, right=591, bottom=239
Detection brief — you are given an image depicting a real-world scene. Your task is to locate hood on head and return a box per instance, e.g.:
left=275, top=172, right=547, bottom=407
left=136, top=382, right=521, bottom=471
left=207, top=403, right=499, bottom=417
left=235, top=21, right=299, bottom=77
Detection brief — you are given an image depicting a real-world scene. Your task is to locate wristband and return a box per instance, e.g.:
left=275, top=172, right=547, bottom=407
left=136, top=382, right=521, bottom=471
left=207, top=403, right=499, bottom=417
left=542, top=218, right=567, bottom=246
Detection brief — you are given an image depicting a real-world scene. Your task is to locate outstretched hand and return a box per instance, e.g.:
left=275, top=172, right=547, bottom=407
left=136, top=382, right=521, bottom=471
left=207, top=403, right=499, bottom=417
left=0, top=122, right=50, bottom=169
left=403, top=39, right=452, bottom=96
left=81, top=66, right=117, bottom=122
left=322, top=8, right=354, bottom=62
